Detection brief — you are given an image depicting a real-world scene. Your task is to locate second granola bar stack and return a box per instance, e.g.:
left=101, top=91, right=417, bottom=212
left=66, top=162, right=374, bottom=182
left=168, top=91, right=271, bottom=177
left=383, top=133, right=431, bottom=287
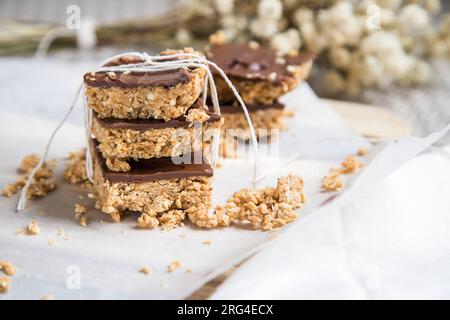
left=206, top=37, right=314, bottom=140
left=83, top=48, right=222, bottom=229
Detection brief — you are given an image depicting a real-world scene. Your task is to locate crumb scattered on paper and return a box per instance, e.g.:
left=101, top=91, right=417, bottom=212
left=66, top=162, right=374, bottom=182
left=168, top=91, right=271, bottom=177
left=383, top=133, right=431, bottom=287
left=74, top=203, right=88, bottom=227
left=214, top=174, right=306, bottom=231
left=0, top=275, right=11, bottom=293
left=27, top=220, right=40, bottom=235
left=340, top=155, right=364, bottom=174
left=41, top=294, right=54, bottom=300
left=139, top=267, right=152, bottom=275
left=47, top=240, right=57, bottom=246
left=322, top=168, right=344, bottom=192
left=1, top=154, right=57, bottom=199
left=0, top=261, right=16, bottom=276
left=167, top=260, right=181, bottom=273
left=357, top=147, right=368, bottom=156
left=203, top=240, right=212, bottom=245
left=185, top=268, right=192, bottom=273
left=64, top=149, right=88, bottom=184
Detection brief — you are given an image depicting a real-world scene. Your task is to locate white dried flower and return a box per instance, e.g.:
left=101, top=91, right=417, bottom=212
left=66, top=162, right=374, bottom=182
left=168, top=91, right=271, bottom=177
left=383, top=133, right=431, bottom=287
left=214, top=0, right=234, bottom=15
left=398, top=4, right=430, bottom=34
left=175, top=28, right=191, bottom=44
left=258, top=0, right=283, bottom=21
left=375, top=0, right=402, bottom=10
left=324, top=70, right=345, bottom=95
left=270, top=28, right=301, bottom=54
left=318, top=1, right=362, bottom=46
left=250, top=18, right=278, bottom=39
left=329, top=47, right=351, bottom=70
left=293, top=8, right=313, bottom=26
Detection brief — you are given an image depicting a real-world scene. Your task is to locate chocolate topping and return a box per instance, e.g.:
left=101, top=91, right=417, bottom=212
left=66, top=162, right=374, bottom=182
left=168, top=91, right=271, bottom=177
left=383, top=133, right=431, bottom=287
left=206, top=43, right=313, bottom=85
left=94, top=99, right=221, bottom=130
left=84, top=55, right=192, bottom=88
left=92, top=139, right=213, bottom=183
left=219, top=101, right=285, bottom=114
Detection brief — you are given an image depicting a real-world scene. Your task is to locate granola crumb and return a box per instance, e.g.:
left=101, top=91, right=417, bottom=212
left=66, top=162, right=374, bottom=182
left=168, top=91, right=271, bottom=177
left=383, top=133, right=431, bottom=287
left=137, top=212, right=159, bottom=229
left=179, top=233, right=187, bottom=238
left=340, top=155, right=364, bottom=174
left=213, top=174, right=306, bottom=231
left=203, top=240, right=212, bottom=245
left=0, top=261, right=16, bottom=276
left=322, top=169, right=344, bottom=192
left=185, top=268, right=192, bottom=273
left=27, top=220, right=40, bottom=235
left=139, top=266, right=152, bottom=275
left=185, top=108, right=210, bottom=124
left=167, top=260, right=181, bottom=273
left=357, top=147, right=368, bottom=156
left=0, top=275, right=11, bottom=293
left=41, top=293, right=54, bottom=300
left=64, top=149, right=88, bottom=184
left=1, top=154, right=57, bottom=199
left=47, top=240, right=57, bottom=246
left=16, top=227, right=24, bottom=235
left=74, top=203, right=88, bottom=227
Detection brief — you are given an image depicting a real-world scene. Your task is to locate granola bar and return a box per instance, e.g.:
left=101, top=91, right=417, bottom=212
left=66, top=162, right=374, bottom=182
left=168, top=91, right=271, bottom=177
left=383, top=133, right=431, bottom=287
left=206, top=42, right=313, bottom=105
left=84, top=48, right=207, bottom=121
left=91, top=140, right=213, bottom=226
left=220, top=101, right=286, bottom=140
left=91, top=99, right=222, bottom=172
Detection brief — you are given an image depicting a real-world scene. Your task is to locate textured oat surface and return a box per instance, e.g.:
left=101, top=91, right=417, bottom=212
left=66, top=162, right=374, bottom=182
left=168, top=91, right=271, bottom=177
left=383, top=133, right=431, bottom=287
left=85, top=68, right=206, bottom=121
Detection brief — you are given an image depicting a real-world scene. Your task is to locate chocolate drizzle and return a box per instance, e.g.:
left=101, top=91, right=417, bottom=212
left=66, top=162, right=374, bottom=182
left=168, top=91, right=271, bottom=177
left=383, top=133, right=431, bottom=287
left=92, top=139, right=213, bottom=183
left=206, top=43, right=314, bottom=84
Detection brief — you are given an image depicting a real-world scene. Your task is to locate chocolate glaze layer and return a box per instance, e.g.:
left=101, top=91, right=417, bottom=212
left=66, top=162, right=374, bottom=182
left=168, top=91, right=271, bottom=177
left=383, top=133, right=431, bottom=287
left=92, top=139, right=213, bottom=183
left=219, top=101, right=285, bottom=114
left=94, top=99, right=221, bottom=130
left=84, top=55, right=192, bottom=88
left=206, top=43, right=314, bottom=85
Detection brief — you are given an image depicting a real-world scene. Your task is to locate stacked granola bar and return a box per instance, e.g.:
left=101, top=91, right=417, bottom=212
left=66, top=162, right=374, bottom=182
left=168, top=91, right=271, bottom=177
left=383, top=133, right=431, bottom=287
left=206, top=39, right=313, bottom=140
left=83, top=49, right=222, bottom=228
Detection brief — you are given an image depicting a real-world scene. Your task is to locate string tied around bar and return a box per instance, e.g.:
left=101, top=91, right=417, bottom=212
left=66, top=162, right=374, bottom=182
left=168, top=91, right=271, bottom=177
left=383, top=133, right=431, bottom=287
left=16, top=50, right=260, bottom=212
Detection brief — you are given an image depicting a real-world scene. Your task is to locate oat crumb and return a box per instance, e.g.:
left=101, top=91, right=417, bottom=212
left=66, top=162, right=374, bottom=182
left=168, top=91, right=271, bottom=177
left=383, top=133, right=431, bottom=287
left=209, top=174, right=306, bottom=231
left=203, top=240, right=212, bottom=245
left=322, top=169, right=344, bottom=192
left=27, top=220, right=40, bottom=235
left=357, top=147, right=368, bottom=156
left=167, top=260, right=181, bottom=273
left=0, top=261, right=16, bottom=276
left=74, top=203, right=88, bottom=227
left=41, top=293, right=54, bottom=300
left=185, top=268, right=192, bottom=273
left=47, top=240, right=57, bottom=246
left=1, top=154, right=56, bottom=199
left=340, top=155, right=364, bottom=174
left=0, top=275, right=11, bottom=293
left=139, top=266, right=152, bottom=275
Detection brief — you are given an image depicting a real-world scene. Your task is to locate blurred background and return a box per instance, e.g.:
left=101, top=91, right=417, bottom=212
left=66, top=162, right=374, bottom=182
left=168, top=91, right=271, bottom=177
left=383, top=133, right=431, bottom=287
left=1, top=0, right=449, bottom=140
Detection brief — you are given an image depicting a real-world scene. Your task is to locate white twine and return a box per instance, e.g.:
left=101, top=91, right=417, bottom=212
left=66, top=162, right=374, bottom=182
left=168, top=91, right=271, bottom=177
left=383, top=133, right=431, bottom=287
left=17, top=51, right=260, bottom=212
left=16, top=84, right=84, bottom=212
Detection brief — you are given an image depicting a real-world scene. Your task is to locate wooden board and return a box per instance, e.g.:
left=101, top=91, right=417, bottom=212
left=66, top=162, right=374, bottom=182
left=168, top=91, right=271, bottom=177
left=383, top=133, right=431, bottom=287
left=187, top=99, right=412, bottom=300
